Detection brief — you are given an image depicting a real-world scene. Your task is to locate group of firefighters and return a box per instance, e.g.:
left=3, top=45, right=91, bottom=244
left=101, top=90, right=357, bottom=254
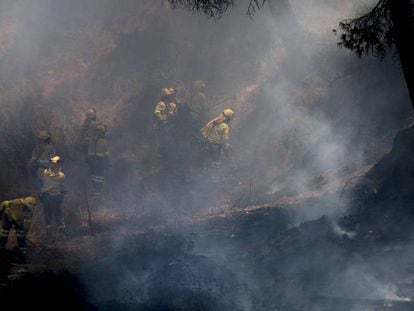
left=0, top=80, right=234, bottom=254
left=0, top=109, right=109, bottom=254
left=154, top=82, right=235, bottom=167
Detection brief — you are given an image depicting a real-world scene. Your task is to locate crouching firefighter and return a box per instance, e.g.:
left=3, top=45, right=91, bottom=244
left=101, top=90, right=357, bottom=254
left=40, top=156, right=66, bottom=237
left=0, top=197, right=36, bottom=254
left=200, top=109, right=235, bottom=169
left=87, top=123, right=110, bottom=198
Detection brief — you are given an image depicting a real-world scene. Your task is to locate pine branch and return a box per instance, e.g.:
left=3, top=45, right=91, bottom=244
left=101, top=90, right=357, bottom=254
left=334, top=0, right=393, bottom=59
left=166, top=0, right=266, bottom=18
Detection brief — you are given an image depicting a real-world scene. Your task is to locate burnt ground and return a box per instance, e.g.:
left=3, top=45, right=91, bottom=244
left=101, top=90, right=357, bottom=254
left=2, top=128, right=414, bottom=310
left=1, top=198, right=414, bottom=310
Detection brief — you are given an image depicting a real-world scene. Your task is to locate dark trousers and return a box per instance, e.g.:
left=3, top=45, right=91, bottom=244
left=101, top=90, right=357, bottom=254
left=88, top=157, right=106, bottom=196
left=202, top=143, right=226, bottom=185
left=0, top=213, right=26, bottom=251
left=157, top=122, right=176, bottom=159
left=206, top=143, right=223, bottom=167
left=41, top=195, right=65, bottom=231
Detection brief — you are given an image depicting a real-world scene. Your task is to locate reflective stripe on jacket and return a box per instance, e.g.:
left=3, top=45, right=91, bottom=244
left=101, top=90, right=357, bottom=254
left=154, top=101, right=177, bottom=122
left=88, top=138, right=109, bottom=158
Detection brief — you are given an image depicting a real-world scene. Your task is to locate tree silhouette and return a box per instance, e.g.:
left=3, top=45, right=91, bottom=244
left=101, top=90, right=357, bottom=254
left=336, top=0, right=414, bottom=108
left=166, top=0, right=266, bottom=17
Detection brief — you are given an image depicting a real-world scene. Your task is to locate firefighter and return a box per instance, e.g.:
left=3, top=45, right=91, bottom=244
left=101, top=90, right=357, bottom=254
left=154, top=87, right=178, bottom=124
left=190, top=80, right=207, bottom=125
left=81, top=108, right=97, bottom=157
left=0, top=197, right=36, bottom=253
left=200, top=109, right=235, bottom=168
left=40, top=155, right=66, bottom=237
left=187, top=80, right=208, bottom=167
left=154, top=87, right=178, bottom=159
left=30, top=130, right=56, bottom=189
left=87, top=123, right=110, bottom=197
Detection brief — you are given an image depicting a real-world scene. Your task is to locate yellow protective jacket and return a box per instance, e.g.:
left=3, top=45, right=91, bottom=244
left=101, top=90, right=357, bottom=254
left=81, top=118, right=97, bottom=144
left=0, top=199, right=34, bottom=226
left=154, top=101, right=177, bottom=122
left=41, top=169, right=65, bottom=196
left=201, top=115, right=230, bottom=145
left=88, top=137, right=109, bottom=159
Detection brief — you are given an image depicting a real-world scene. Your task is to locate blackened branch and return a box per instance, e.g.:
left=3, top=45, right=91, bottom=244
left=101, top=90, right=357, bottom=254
left=166, top=0, right=266, bottom=18
left=335, top=0, right=393, bottom=58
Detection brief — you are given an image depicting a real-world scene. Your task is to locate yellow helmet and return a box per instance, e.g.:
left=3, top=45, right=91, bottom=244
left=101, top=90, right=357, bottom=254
left=161, top=87, right=176, bottom=96
left=38, top=130, right=50, bottom=140
left=50, top=155, right=62, bottom=164
left=86, top=108, right=97, bottom=118
left=222, top=109, right=235, bottom=120
left=193, top=80, right=206, bottom=89
left=21, top=196, right=37, bottom=208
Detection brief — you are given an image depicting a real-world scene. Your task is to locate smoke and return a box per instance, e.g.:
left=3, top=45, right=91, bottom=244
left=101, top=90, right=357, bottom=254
left=327, top=261, right=412, bottom=302
left=1, top=0, right=413, bottom=309
left=211, top=1, right=409, bottom=238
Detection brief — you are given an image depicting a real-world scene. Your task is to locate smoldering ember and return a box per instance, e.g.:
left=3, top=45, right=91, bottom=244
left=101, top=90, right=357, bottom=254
left=1, top=0, right=414, bottom=310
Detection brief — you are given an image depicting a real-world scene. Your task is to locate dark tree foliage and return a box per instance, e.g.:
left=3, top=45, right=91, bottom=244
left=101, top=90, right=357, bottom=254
left=336, top=0, right=393, bottom=58
left=166, top=0, right=266, bottom=17
left=336, top=0, right=414, bottom=108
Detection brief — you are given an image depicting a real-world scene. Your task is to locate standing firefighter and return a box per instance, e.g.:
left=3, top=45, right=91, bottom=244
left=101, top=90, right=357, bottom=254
left=154, top=87, right=178, bottom=158
left=30, top=130, right=56, bottom=189
left=87, top=123, right=110, bottom=197
left=40, top=156, right=66, bottom=237
left=190, top=80, right=207, bottom=126
left=0, top=197, right=36, bottom=254
left=187, top=80, right=208, bottom=167
left=201, top=109, right=235, bottom=168
left=80, top=108, right=97, bottom=157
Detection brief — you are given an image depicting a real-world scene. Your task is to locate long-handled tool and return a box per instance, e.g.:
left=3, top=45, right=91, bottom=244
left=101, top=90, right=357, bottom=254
left=83, top=181, right=94, bottom=236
